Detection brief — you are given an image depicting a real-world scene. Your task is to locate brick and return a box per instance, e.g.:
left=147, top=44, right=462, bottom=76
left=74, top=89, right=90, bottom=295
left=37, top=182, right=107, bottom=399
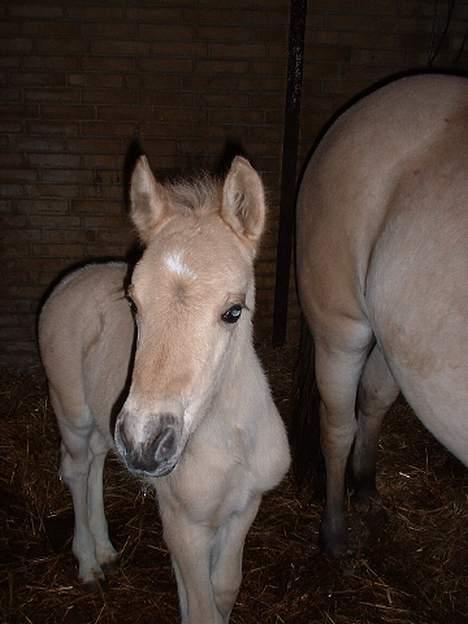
left=25, top=183, right=80, bottom=199
left=71, top=199, right=123, bottom=214
left=137, top=24, right=194, bottom=42
left=2, top=169, right=38, bottom=183
left=8, top=5, right=63, bottom=18
left=0, top=56, right=20, bottom=68
left=36, top=38, right=88, bottom=55
left=81, top=121, right=136, bottom=137
left=1, top=87, right=20, bottom=101
left=9, top=72, right=65, bottom=87
left=24, top=88, right=80, bottom=103
left=41, top=105, right=96, bottom=120
left=0, top=153, right=24, bottom=167
left=41, top=229, right=91, bottom=244
left=208, top=43, right=267, bottom=58
left=30, top=215, right=80, bottom=228
left=0, top=104, right=39, bottom=119
left=127, top=7, right=184, bottom=22
left=23, top=55, right=80, bottom=70
left=17, top=199, right=69, bottom=214
left=13, top=136, right=66, bottom=152
left=66, top=137, right=123, bottom=154
left=1, top=228, right=41, bottom=242
left=81, top=56, right=135, bottom=72
left=29, top=153, right=81, bottom=169
left=66, top=6, right=124, bottom=20
left=90, top=40, right=151, bottom=57
left=39, top=169, right=94, bottom=184
left=0, top=37, right=33, bottom=53
left=21, top=21, right=80, bottom=37
left=28, top=121, right=78, bottom=137
left=31, top=243, right=85, bottom=258
left=68, top=73, right=124, bottom=88
left=196, top=59, right=251, bottom=74
left=0, top=214, right=27, bottom=228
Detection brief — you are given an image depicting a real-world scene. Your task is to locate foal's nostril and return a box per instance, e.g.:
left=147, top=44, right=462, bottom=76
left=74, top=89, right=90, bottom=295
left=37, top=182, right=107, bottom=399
left=153, top=427, right=177, bottom=463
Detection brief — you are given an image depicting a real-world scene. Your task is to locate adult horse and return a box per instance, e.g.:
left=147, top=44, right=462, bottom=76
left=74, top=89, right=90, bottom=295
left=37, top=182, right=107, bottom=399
left=294, top=74, right=468, bottom=557
left=39, top=156, right=290, bottom=623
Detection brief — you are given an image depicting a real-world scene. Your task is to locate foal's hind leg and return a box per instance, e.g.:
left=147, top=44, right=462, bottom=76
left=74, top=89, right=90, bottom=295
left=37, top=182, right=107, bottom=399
left=88, top=429, right=118, bottom=569
left=53, top=391, right=103, bottom=584
left=352, top=343, right=399, bottom=509
left=314, top=326, right=372, bottom=557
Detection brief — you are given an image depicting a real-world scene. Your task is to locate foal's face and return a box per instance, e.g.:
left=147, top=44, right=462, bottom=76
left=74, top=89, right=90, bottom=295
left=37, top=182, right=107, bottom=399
left=114, top=156, right=265, bottom=477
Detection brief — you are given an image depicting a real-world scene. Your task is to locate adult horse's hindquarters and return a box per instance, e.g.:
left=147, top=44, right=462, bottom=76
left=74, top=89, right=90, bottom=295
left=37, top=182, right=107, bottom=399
left=294, top=74, right=468, bottom=557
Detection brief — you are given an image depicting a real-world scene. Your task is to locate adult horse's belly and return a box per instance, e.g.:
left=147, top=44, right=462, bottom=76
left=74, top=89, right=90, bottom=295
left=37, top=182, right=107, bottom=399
left=365, top=178, right=468, bottom=466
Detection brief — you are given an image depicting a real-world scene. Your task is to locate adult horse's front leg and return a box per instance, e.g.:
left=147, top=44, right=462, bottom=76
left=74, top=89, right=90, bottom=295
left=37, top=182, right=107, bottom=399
left=162, top=512, right=222, bottom=624
left=315, top=330, right=371, bottom=557
left=211, top=496, right=261, bottom=621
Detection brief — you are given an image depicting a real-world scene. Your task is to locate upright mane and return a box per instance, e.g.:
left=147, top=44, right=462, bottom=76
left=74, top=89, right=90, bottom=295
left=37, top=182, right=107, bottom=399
left=166, top=174, right=222, bottom=216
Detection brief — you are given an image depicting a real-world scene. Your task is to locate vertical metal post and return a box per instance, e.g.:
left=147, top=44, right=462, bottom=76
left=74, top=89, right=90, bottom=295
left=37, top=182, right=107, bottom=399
left=272, top=0, right=307, bottom=345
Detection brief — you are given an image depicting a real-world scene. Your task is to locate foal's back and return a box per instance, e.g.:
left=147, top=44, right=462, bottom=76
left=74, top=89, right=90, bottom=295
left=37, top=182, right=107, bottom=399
left=39, top=262, right=134, bottom=441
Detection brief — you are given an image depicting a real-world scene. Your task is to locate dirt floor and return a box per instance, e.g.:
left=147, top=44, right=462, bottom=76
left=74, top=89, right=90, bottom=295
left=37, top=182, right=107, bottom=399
left=1, top=344, right=467, bottom=624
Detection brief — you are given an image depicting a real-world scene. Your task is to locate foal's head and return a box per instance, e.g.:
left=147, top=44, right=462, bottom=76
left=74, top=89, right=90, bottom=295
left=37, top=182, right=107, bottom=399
left=114, top=155, right=266, bottom=477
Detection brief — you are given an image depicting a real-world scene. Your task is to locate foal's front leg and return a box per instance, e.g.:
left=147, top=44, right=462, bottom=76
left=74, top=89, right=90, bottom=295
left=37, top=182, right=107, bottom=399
left=161, top=512, right=222, bottom=624
left=211, top=495, right=261, bottom=621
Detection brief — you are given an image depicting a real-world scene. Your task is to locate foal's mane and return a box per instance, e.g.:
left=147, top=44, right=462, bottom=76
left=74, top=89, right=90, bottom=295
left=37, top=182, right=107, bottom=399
left=166, top=174, right=222, bottom=216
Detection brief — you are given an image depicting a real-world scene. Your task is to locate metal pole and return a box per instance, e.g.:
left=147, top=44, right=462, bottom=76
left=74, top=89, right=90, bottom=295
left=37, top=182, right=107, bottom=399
left=272, top=0, right=307, bottom=345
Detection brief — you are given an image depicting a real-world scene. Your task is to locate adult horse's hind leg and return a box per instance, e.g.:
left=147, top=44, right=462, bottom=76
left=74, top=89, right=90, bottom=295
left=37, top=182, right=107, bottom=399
left=352, top=343, right=400, bottom=507
left=314, top=325, right=372, bottom=557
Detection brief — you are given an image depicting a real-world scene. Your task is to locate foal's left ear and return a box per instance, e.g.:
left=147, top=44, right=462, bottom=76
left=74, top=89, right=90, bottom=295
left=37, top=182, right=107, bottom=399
left=221, top=157, right=266, bottom=254
left=129, top=156, right=169, bottom=244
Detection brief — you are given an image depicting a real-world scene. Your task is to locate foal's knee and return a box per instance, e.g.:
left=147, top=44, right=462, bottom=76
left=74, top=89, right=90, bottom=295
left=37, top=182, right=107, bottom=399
left=212, top=576, right=241, bottom=618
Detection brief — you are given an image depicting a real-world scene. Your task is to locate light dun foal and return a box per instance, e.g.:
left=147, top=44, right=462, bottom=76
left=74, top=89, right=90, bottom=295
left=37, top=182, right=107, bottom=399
left=39, top=156, right=290, bottom=624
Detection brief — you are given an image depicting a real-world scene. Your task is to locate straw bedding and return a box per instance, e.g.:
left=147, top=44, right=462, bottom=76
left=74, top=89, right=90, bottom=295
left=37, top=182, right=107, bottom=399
left=1, top=344, right=466, bottom=624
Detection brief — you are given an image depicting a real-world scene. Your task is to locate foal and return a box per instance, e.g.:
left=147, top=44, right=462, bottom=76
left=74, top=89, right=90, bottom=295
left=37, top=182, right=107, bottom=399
left=39, top=156, right=290, bottom=623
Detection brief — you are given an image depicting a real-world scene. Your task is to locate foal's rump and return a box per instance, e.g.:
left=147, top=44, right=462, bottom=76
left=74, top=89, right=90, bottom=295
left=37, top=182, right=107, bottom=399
left=39, top=262, right=134, bottom=440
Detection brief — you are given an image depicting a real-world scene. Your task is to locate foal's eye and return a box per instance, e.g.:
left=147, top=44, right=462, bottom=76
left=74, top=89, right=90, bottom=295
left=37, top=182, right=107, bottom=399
left=221, top=304, right=243, bottom=324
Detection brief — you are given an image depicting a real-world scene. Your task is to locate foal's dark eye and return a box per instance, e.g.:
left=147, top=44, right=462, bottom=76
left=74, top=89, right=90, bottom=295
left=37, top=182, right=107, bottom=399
left=221, top=304, right=243, bottom=324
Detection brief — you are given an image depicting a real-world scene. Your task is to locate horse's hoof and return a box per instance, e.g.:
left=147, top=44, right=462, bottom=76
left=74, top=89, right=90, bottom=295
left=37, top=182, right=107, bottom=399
left=352, top=489, right=381, bottom=514
left=319, top=525, right=349, bottom=558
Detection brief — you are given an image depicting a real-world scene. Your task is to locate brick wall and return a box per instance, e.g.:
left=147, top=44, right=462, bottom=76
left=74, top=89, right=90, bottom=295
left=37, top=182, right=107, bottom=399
left=1, top=0, right=467, bottom=367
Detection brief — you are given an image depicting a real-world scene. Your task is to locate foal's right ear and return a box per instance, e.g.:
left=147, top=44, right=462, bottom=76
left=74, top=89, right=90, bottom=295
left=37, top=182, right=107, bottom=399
left=129, top=156, right=169, bottom=244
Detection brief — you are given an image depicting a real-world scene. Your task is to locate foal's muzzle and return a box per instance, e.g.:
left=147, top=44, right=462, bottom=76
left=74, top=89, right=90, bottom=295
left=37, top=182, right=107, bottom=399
left=114, top=410, right=180, bottom=477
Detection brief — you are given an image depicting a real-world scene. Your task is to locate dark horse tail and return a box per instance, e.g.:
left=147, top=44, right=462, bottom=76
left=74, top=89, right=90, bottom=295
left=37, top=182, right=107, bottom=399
left=290, top=314, right=322, bottom=489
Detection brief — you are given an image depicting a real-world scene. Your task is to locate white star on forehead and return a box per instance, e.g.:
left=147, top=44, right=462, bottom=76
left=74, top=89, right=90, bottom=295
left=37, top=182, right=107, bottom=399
left=164, top=251, right=196, bottom=280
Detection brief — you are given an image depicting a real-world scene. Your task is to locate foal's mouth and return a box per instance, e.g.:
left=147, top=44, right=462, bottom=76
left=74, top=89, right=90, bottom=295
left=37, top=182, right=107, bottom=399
left=125, top=457, right=179, bottom=479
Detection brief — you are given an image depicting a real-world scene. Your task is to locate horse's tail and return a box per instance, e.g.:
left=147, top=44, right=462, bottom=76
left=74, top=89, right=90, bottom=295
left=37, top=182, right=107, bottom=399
left=290, top=314, right=322, bottom=489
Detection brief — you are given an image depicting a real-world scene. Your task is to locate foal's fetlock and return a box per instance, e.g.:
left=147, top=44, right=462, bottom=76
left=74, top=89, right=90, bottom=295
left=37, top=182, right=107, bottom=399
left=79, top=561, right=105, bottom=587
left=96, top=542, right=119, bottom=567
